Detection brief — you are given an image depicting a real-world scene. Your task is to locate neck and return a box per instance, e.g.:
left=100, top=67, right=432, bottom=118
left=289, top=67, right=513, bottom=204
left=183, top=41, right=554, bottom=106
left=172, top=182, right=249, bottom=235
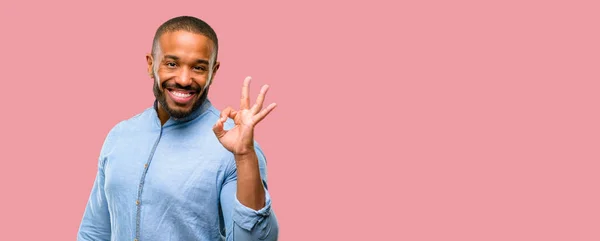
left=153, top=91, right=211, bottom=126
left=156, top=102, right=170, bottom=125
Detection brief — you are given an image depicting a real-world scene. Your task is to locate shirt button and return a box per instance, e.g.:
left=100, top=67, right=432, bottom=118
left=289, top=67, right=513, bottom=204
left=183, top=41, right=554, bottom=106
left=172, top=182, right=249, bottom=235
left=136, top=200, right=140, bottom=205
left=134, top=239, right=138, bottom=241
left=144, top=164, right=148, bottom=168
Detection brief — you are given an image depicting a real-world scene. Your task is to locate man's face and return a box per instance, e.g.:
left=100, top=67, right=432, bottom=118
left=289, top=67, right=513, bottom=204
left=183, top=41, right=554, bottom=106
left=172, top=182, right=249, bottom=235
left=147, top=31, right=219, bottom=119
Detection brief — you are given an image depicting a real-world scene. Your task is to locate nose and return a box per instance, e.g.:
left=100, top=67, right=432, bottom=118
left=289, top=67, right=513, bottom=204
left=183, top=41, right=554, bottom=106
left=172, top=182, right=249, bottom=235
left=175, top=68, right=192, bottom=86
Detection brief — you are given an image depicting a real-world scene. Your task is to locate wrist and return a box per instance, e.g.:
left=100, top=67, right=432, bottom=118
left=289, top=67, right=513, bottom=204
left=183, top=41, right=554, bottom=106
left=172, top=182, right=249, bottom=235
left=234, top=146, right=256, bottom=158
left=235, top=150, right=256, bottom=161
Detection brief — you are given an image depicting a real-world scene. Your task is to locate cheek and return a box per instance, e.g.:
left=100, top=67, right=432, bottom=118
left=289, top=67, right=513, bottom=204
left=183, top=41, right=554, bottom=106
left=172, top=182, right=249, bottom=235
left=157, top=67, right=176, bottom=76
left=155, top=70, right=176, bottom=82
left=192, top=73, right=209, bottom=85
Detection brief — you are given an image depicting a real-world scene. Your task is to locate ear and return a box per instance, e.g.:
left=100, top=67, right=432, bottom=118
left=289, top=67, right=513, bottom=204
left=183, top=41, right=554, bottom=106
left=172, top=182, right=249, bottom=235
left=209, top=61, right=220, bottom=83
left=146, top=53, right=154, bottom=79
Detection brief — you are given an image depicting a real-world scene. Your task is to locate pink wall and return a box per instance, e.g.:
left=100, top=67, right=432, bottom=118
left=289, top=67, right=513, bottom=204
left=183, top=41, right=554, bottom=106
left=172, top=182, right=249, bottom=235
left=0, top=0, right=598, bottom=240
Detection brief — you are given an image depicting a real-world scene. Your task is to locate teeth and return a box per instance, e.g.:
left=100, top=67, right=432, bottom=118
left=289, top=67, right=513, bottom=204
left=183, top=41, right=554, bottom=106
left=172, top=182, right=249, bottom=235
left=171, top=91, right=192, bottom=98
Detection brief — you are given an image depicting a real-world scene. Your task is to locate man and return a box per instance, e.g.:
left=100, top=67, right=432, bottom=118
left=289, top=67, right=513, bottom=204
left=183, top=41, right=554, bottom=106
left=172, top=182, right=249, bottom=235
left=77, top=16, right=279, bottom=241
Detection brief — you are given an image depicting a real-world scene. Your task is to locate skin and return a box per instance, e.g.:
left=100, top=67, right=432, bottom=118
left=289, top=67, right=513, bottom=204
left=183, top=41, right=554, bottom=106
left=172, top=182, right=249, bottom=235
left=146, top=30, right=277, bottom=210
left=147, top=31, right=218, bottom=122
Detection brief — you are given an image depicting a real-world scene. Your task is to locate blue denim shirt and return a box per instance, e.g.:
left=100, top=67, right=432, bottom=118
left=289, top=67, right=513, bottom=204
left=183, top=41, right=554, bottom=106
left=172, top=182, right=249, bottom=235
left=77, top=99, right=279, bottom=241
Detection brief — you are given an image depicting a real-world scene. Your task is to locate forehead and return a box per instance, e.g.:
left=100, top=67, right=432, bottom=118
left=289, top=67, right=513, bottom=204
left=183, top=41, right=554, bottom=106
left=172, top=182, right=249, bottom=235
left=158, top=30, right=214, bottom=60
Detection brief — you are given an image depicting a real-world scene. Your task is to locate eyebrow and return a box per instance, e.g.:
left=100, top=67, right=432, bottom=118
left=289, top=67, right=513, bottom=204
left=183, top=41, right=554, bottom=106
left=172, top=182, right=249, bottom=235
left=164, top=55, right=209, bottom=65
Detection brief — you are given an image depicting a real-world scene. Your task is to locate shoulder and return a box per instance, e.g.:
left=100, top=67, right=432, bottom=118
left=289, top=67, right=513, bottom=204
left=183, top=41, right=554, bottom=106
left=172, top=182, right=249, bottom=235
left=117, top=106, right=157, bottom=131
left=101, top=106, right=155, bottom=148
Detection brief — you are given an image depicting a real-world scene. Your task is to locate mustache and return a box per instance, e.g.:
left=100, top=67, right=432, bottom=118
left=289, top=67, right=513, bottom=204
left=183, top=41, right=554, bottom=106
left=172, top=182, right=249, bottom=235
left=161, top=81, right=202, bottom=92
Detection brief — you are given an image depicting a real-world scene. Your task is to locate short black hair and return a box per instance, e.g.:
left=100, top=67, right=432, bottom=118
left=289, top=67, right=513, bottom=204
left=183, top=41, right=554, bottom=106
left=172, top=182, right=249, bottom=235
left=151, top=16, right=219, bottom=60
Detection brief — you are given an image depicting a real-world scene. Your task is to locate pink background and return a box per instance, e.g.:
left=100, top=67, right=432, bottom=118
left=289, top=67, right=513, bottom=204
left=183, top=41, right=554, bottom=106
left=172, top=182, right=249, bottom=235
left=1, top=0, right=599, bottom=240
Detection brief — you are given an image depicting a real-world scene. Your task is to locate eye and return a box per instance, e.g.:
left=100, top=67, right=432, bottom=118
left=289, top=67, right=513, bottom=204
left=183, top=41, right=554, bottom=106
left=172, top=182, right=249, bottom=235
left=166, top=62, right=177, bottom=68
left=194, top=66, right=207, bottom=72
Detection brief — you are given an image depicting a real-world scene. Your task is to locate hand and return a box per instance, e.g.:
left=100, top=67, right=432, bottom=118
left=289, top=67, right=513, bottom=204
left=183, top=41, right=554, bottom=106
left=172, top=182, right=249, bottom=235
left=213, top=76, right=277, bottom=156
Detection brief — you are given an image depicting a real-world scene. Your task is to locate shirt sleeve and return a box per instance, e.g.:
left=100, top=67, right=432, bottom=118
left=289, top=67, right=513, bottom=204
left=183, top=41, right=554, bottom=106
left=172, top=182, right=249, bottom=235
left=220, top=143, right=279, bottom=241
left=77, top=124, right=121, bottom=241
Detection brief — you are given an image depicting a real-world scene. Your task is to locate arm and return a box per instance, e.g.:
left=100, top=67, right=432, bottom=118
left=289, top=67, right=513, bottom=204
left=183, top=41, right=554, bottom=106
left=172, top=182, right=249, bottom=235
left=77, top=156, right=111, bottom=241
left=235, top=151, right=265, bottom=210
left=77, top=124, right=120, bottom=241
left=220, top=145, right=279, bottom=241
left=213, top=76, right=279, bottom=240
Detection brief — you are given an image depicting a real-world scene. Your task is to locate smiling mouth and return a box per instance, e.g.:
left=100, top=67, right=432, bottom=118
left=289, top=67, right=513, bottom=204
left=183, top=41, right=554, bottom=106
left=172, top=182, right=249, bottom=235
left=167, top=88, right=197, bottom=104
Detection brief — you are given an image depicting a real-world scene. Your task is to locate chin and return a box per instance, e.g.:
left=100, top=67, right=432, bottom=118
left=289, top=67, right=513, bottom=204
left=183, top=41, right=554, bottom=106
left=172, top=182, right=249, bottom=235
left=166, top=105, right=194, bottom=118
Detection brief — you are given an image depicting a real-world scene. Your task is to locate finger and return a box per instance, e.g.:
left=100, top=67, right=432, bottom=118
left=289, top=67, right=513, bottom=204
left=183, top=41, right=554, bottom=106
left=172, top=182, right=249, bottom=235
left=214, top=107, right=233, bottom=138
left=252, top=84, right=269, bottom=114
left=253, top=103, right=277, bottom=124
left=229, top=110, right=238, bottom=120
left=240, top=76, right=251, bottom=109
left=213, top=116, right=227, bottom=138
left=220, top=106, right=234, bottom=122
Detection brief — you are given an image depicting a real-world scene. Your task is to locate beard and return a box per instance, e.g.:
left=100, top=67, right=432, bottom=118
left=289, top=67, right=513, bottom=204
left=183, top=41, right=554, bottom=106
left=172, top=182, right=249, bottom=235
left=153, top=78, right=209, bottom=119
